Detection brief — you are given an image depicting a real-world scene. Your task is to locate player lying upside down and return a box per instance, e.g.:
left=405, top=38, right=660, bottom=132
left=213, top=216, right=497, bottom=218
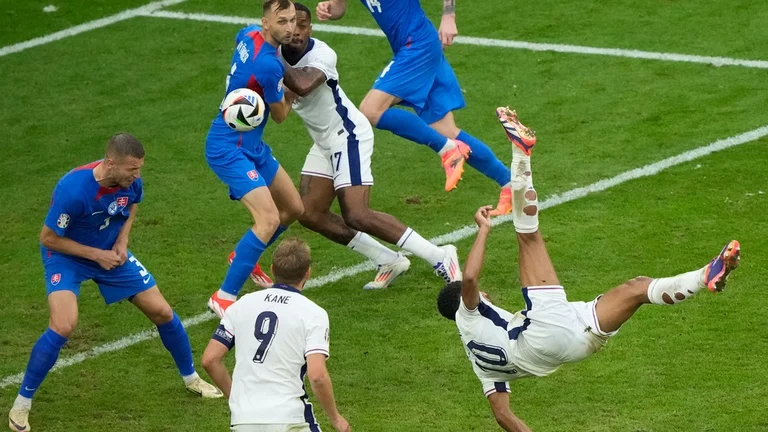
left=435, top=108, right=741, bottom=431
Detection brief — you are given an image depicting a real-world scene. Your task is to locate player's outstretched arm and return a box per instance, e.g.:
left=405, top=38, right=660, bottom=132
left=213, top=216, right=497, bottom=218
left=439, top=0, right=458, bottom=48
left=282, top=66, right=328, bottom=97
left=307, top=354, right=350, bottom=432
left=112, top=204, right=137, bottom=264
left=40, top=226, right=122, bottom=270
left=201, top=338, right=233, bottom=398
left=488, top=393, right=533, bottom=432
left=316, top=0, right=346, bottom=21
left=462, top=206, right=493, bottom=310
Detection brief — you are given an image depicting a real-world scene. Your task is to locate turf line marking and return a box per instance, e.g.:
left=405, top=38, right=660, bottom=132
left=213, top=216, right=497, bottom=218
left=0, top=0, right=188, bottom=58
left=2, top=125, right=766, bottom=390
left=141, top=10, right=768, bottom=69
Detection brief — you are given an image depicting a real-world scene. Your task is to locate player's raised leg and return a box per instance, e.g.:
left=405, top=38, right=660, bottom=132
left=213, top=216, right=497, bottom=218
left=9, top=291, right=78, bottom=432
left=359, top=52, right=471, bottom=192
left=298, top=173, right=411, bottom=290
left=130, top=286, right=222, bottom=398
left=431, top=111, right=515, bottom=216
left=593, top=241, right=741, bottom=334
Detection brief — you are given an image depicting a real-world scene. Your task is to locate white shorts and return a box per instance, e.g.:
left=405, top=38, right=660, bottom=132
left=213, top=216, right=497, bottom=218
left=515, top=286, right=617, bottom=368
left=231, top=424, right=312, bottom=432
left=301, top=129, right=374, bottom=190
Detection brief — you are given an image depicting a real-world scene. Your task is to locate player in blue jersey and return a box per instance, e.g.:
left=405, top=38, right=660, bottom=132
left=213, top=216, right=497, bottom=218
left=205, top=0, right=304, bottom=318
left=7, top=134, right=221, bottom=432
left=316, top=0, right=536, bottom=216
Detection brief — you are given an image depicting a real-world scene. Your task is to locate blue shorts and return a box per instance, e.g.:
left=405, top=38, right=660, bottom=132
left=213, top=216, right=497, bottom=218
left=205, top=140, right=280, bottom=201
left=373, top=39, right=466, bottom=125
left=43, top=251, right=156, bottom=304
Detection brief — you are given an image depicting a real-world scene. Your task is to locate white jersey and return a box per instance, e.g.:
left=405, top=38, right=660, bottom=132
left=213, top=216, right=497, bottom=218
left=216, top=285, right=330, bottom=426
left=456, top=287, right=614, bottom=397
left=278, top=38, right=372, bottom=149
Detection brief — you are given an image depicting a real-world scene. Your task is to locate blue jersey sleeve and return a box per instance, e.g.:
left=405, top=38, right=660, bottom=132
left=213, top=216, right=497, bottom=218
left=44, top=182, right=84, bottom=236
left=254, top=58, right=285, bottom=105
left=133, top=178, right=144, bottom=204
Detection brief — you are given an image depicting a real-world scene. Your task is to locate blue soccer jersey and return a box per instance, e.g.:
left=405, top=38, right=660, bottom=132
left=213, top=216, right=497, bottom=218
left=207, top=25, right=285, bottom=158
left=359, top=0, right=438, bottom=52
left=43, top=160, right=143, bottom=258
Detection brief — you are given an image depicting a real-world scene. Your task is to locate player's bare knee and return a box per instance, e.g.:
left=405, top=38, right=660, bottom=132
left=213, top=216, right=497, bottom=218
left=341, top=208, right=371, bottom=232
left=49, top=317, right=77, bottom=337
left=359, top=100, right=384, bottom=126
left=153, top=304, right=174, bottom=325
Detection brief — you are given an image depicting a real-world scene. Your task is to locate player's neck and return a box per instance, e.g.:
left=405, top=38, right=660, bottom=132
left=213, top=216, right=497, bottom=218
left=260, top=30, right=280, bottom=48
left=281, top=44, right=305, bottom=66
left=92, top=162, right=119, bottom=189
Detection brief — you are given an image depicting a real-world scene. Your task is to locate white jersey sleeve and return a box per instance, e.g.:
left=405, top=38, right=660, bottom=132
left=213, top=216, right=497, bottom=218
left=303, top=43, right=338, bottom=82
left=304, top=308, right=330, bottom=358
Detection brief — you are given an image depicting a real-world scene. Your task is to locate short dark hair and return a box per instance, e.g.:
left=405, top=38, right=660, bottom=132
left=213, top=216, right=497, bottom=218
left=436, top=281, right=462, bottom=321
left=272, top=238, right=311, bottom=286
left=263, top=0, right=293, bottom=15
left=293, top=2, right=311, bottom=19
left=106, top=133, right=144, bottom=160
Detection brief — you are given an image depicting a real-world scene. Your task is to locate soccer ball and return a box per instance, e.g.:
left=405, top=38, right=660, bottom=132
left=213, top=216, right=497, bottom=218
left=221, top=88, right=266, bottom=132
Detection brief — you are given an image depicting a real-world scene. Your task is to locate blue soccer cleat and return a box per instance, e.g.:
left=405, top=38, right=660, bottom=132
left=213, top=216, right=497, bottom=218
left=704, top=240, right=740, bottom=293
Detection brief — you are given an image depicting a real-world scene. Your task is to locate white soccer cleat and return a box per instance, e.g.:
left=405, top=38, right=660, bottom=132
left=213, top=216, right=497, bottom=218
left=363, top=254, right=411, bottom=290
left=8, top=406, right=30, bottom=432
left=186, top=377, right=224, bottom=399
left=433, top=245, right=462, bottom=283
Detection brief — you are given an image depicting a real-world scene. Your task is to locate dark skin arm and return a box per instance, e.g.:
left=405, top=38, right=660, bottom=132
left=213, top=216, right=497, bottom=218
left=462, top=205, right=493, bottom=310
left=488, top=392, right=533, bottom=432
left=282, top=65, right=327, bottom=97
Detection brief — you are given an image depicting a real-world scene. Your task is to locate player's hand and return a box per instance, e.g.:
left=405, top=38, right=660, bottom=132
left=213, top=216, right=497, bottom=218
left=474, top=205, right=493, bottom=229
left=94, top=249, right=123, bottom=271
left=439, top=14, right=458, bottom=48
left=112, top=240, right=129, bottom=265
left=316, top=1, right=343, bottom=21
left=330, top=415, right=350, bottom=432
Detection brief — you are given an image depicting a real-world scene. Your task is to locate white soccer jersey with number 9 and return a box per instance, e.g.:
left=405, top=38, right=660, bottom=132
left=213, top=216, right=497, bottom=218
left=218, top=285, right=330, bottom=426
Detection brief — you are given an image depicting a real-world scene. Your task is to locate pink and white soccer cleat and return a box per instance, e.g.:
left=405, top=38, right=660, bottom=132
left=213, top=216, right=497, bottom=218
left=704, top=240, right=740, bottom=293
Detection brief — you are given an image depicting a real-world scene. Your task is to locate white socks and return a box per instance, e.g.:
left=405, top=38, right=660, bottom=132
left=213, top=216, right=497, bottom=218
left=511, top=155, right=538, bottom=234
left=13, top=395, right=32, bottom=409
left=397, top=228, right=444, bottom=266
left=647, top=268, right=706, bottom=305
left=217, top=290, right=238, bottom=302
left=347, top=232, right=399, bottom=266
left=437, top=139, right=455, bottom=156
left=182, top=371, right=200, bottom=386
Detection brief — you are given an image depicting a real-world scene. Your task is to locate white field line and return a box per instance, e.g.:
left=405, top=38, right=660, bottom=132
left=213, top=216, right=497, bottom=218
left=0, top=0, right=188, bottom=58
left=2, top=125, right=767, bottom=390
left=142, top=10, right=768, bottom=69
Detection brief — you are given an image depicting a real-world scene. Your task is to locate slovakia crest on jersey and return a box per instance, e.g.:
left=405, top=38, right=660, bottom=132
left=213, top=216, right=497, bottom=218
left=108, top=197, right=129, bottom=215
left=51, top=273, right=61, bottom=286
left=247, top=170, right=259, bottom=181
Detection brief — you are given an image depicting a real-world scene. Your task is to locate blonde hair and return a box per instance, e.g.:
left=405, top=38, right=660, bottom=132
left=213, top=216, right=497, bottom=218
left=272, top=238, right=311, bottom=286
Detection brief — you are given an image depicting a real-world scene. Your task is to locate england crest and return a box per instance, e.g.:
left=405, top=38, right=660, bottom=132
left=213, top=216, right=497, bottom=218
left=51, top=273, right=61, bottom=286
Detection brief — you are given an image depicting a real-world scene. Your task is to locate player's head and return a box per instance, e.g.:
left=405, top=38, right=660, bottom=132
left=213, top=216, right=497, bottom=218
left=103, top=133, right=144, bottom=188
left=262, top=0, right=296, bottom=46
left=436, top=281, right=462, bottom=321
left=286, top=2, right=312, bottom=52
left=271, top=237, right=312, bottom=289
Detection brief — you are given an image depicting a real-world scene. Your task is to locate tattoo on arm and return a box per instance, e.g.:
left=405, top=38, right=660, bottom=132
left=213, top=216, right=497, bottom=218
left=443, top=0, right=455, bottom=15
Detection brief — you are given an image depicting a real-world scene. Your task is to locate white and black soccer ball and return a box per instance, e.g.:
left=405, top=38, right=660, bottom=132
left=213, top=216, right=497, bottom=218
left=221, top=88, right=266, bottom=132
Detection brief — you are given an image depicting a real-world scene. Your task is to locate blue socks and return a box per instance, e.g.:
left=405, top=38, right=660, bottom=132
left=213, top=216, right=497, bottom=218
left=157, top=313, right=196, bottom=377
left=267, top=224, right=288, bottom=247
left=220, top=229, right=267, bottom=296
left=458, top=130, right=511, bottom=187
left=377, top=108, right=447, bottom=153
left=19, top=328, right=68, bottom=399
